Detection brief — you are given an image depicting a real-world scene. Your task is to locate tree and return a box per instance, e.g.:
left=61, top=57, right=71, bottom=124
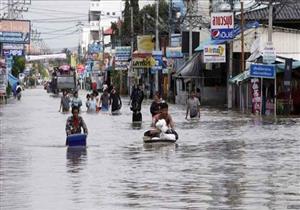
left=139, top=0, right=170, bottom=35
left=121, top=0, right=131, bottom=45
left=11, top=56, right=25, bottom=78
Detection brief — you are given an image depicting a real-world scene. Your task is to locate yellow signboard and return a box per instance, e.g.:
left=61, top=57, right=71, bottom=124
left=137, top=35, right=154, bottom=53
left=132, top=56, right=156, bottom=68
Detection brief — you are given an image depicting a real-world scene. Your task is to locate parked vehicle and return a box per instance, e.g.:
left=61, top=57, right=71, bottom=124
left=50, top=65, right=77, bottom=94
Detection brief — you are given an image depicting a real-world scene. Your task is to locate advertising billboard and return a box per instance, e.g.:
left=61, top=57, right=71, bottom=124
left=0, top=19, right=31, bottom=44
left=137, top=35, right=154, bottom=53
left=203, top=44, right=226, bottom=63
left=210, top=12, right=234, bottom=40
left=115, top=46, right=131, bottom=70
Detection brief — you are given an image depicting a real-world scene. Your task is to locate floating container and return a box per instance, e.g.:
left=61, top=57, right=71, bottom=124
left=66, top=134, right=87, bottom=147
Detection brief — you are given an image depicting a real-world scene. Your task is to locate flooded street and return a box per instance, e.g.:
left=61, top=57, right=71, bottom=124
left=1, top=88, right=299, bottom=210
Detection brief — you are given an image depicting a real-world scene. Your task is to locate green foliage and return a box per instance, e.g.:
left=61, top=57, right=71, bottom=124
left=139, top=0, right=169, bottom=34
left=111, top=70, right=121, bottom=91
left=112, top=0, right=170, bottom=47
left=11, top=56, right=25, bottom=78
left=6, top=83, right=12, bottom=97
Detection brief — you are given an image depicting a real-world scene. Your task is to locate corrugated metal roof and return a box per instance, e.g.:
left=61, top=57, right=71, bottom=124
left=237, top=3, right=300, bottom=21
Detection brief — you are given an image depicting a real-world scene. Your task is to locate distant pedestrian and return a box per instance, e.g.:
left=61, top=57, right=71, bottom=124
left=59, top=90, right=71, bottom=112
left=100, top=89, right=110, bottom=111
left=129, top=84, right=144, bottom=122
left=109, top=87, right=122, bottom=114
left=185, top=92, right=200, bottom=119
left=71, top=91, right=82, bottom=110
left=196, top=88, right=201, bottom=103
left=87, top=94, right=97, bottom=112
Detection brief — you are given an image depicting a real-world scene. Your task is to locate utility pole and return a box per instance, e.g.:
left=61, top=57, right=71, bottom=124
left=267, top=0, right=276, bottom=117
left=8, top=0, right=13, bottom=19
left=130, top=6, right=134, bottom=94
left=239, top=0, right=245, bottom=112
left=227, top=0, right=234, bottom=109
left=240, top=0, right=245, bottom=72
left=169, top=0, right=172, bottom=46
left=188, top=0, right=193, bottom=58
left=155, top=0, right=159, bottom=50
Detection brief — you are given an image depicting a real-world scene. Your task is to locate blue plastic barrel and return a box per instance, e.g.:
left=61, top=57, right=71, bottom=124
left=66, top=134, right=87, bottom=147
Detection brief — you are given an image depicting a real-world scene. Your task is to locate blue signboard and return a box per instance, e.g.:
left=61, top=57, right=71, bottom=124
left=3, top=49, right=24, bottom=56
left=0, top=32, right=30, bottom=44
left=250, top=64, right=276, bottom=79
left=88, top=43, right=102, bottom=53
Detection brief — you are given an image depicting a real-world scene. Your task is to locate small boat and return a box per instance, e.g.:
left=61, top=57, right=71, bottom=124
left=66, top=133, right=87, bottom=147
left=143, top=130, right=178, bottom=144
left=143, top=135, right=177, bottom=143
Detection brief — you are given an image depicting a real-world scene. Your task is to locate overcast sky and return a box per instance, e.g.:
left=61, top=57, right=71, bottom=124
left=21, top=0, right=255, bottom=52
left=20, top=0, right=187, bottom=52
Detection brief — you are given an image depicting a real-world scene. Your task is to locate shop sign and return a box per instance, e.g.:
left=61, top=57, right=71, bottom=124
left=262, top=42, right=276, bottom=64
left=152, top=51, right=163, bottom=71
left=251, top=78, right=261, bottom=115
left=137, top=35, right=154, bottom=53
left=132, top=56, right=156, bottom=68
left=2, top=43, right=24, bottom=50
left=0, top=65, right=7, bottom=94
left=2, top=49, right=23, bottom=56
left=0, top=20, right=31, bottom=44
left=88, top=43, right=103, bottom=53
left=115, top=46, right=131, bottom=70
left=166, top=47, right=183, bottom=58
left=210, top=12, right=234, bottom=41
left=250, top=64, right=275, bottom=79
left=203, top=44, right=226, bottom=63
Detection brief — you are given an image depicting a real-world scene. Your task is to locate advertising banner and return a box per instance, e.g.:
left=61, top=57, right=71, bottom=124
left=115, top=46, right=131, bottom=70
left=152, top=51, right=163, bottom=71
left=137, top=35, right=154, bottom=53
left=2, top=43, right=24, bottom=50
left=210, top=12, right=234, bottom=40
left=171, top=34, right=181, bottom=47
left=166, top=47, right=183, bottom=58
left=203, top=44, right=226, bottom=63
left=0, top=20, right=30, bottom=44
left=88, top=43, right=103, bottom=53
left=2, top=49, right=24, bottom=56
left=251, top=78, right=261, bottom=115
left=0, top=61, right=7, bottom=94
left=115, top=46, right=131, bottom=61
left=132, top=56, right=156, bottom=68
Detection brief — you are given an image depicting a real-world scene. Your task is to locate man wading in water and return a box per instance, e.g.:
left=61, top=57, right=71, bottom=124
left=185, top=92, right=200, bottom=120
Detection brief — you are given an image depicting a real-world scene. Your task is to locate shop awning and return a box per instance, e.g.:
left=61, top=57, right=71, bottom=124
left=8, top=73, right=19, bottom=90
left=276, top=60, right=300, bottom=72
left=229, top=60, right=300, bottom=85
left=195, top=39, right=225, bottom=52
left=175, top=53, right=202, bottom=77
left=228, top=71, right=250, bottom=84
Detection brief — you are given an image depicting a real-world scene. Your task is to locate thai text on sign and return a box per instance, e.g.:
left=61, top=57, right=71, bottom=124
left=211, top=13, right=234, bottom=29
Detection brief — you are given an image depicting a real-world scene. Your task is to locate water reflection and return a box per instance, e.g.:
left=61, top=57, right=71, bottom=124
left=206, top=140, right=246, bottom=209
left=66, top=147, right=87, bottom=172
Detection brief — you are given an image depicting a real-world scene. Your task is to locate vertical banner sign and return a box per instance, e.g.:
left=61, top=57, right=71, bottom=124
left=210, top=12, right=234, bottom=40
left=283, top=58, right=293, bottom=113
left=115, top=46, right=131, bottom=70
left=151, top=51, right=163, bottom=73
left=251, top=78, right=261, bottom=115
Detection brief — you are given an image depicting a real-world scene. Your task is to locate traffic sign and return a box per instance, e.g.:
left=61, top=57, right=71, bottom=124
left=250, top=63, right=276, bottom=79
